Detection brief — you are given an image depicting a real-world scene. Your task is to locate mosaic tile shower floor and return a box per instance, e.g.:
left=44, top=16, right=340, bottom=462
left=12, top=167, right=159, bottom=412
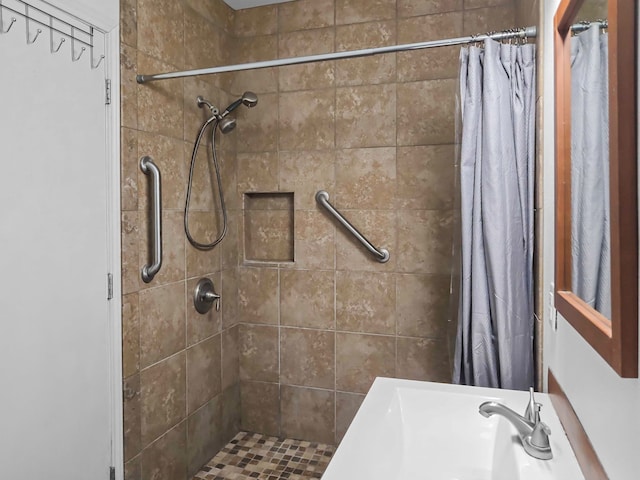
left=193, top=432, right=335, bottom=480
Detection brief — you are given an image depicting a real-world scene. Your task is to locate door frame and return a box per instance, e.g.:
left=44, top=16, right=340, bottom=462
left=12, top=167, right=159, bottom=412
left=105, top=25, right=124, bottom=480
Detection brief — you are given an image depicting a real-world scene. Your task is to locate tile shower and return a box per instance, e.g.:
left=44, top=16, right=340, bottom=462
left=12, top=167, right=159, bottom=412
left=120, top=0, right=534, bottom=478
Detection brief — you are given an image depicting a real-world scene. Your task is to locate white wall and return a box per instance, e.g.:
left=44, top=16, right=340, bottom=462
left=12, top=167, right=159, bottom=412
left=44, top=0, right=118, bottom=31
left=542, top=1, right=640, bottom=479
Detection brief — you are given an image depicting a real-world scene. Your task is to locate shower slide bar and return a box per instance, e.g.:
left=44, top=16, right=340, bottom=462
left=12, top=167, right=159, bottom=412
left=140, top=156, right=163, bottom=283
left=136, top=26, right=537, bottom=83
left=0, top=0, right=105, bottom=67
left=316, top=190, right=390, bottom=264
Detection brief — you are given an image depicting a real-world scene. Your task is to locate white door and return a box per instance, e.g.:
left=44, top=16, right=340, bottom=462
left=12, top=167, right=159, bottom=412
left=0, top=12, right=112, bottom=480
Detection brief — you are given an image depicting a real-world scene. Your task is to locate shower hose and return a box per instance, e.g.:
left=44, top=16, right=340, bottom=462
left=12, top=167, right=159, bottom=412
left=184, top=116, right=228, bottom=250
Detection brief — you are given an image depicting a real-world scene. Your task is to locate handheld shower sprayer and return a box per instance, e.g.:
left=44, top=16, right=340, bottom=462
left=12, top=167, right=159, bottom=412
left=196, top=92, right=258, bottom=134
left=185, top=91, right=259, bottom=251
left=220, top=91, right=259, bottom=117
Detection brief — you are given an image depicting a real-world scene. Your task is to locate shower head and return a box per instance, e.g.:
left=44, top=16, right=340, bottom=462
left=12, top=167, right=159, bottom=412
left=241, top=91, right=258, bottom=108
left=195, top=93, right=256, bottom=135
left=221, top=91, right=259, bottom=116
left=218, top=116, right=237, bottom=134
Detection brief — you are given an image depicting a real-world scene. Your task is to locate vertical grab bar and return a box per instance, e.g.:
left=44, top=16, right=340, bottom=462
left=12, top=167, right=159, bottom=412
left=315, top=190, right=390, bottom=263
left=140, top=156, right=162, bottom=283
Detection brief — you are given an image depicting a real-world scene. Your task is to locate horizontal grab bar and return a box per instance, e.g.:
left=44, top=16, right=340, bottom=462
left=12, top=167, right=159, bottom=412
left=315, top=190, right=390, bottom=263
left=140, top=156, right=162, bottom=282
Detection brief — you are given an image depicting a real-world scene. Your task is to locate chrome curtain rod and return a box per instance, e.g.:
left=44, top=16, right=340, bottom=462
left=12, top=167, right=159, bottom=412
left=137, top=26, right=538, bottom=84
left=136, top=19, right=608, bottom=84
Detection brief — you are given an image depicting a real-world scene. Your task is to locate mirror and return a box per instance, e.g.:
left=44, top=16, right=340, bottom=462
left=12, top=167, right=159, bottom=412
left=554, top=0, right=638, bottom=377
left=570, top=0, right=610, bottom=318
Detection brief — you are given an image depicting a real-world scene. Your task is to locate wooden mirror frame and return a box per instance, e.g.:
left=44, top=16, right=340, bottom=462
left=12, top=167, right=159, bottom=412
left=554, top=0, right=638, bottom=377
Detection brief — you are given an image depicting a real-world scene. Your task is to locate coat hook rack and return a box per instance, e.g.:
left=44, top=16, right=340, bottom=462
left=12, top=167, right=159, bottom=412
left=0, top=0, right=106, bottom=68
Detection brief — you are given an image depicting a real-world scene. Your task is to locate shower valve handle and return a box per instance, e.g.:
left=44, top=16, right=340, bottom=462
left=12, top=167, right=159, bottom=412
left=203, top=290, right=221, bottom=311
left=194, top=278, right=221, bottom=314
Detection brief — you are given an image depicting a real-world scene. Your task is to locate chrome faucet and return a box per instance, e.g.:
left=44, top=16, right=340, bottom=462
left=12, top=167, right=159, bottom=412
left=479, top=387, right=553, bottom=460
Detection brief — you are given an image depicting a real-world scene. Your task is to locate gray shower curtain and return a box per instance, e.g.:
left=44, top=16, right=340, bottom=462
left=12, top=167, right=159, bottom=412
left=570, top=25, right=610, bottom=318
left=453, top=38, right=536, bottom=390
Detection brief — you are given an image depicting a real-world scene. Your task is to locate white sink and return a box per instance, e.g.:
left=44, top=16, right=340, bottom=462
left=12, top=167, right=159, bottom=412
left=323, top=378, right=583, bottom=480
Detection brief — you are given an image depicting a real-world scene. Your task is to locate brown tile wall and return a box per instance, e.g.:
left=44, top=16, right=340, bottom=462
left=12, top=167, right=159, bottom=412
left=119, top=0, right=241, bottom=478
left=121, top=1, right=524, bottom=474
left=514, top=0, right=539, bottom=27
left=230, top=0, right=519, bottom=446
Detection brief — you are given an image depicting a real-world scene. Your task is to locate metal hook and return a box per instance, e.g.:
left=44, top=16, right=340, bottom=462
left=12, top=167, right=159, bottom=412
left=49, top=16, right=65, bottom=53
left=599, top=19, right=608, bottom=34
left=72, top=45, right=86, bottom=61
left=1, top=16, right=15, bottom=33
left=470, top=33, right=481, bottom=48
left=0, top=0, right=16, bottom=34
left=89, top=27, right=105, bottom=69
left=24, top=4, right=41, bottom=44
left=92, top=53, right=105, bottom=69
left=70, top=26, right=85, bottom=61
left=27, top=27, right=42, bottom=44
left=482, top=30, right=496, bottom=46
left=52, top=37, right=65, bottom=52
left=506, top=29, right=513, bottom=45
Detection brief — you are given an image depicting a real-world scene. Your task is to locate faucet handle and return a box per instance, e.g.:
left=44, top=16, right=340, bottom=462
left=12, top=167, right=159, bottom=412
left=525, top=387, right=534, bottom=421
left=525, top=387, right=542, bottom=423
left=529, top=421, right=552, bottom=448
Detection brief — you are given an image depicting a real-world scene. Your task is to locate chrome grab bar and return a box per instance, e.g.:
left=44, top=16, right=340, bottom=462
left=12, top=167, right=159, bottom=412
left=140, top=156, right=162, bottom=283
left=315, top=190, right=390, bottom=263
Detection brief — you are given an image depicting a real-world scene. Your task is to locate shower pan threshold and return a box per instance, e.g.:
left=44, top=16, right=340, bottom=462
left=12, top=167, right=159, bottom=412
left=193, top=431, right=335, bottom=480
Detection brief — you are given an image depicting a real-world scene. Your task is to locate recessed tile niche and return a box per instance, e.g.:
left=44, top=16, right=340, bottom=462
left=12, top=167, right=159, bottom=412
left=244, top=192, right=294, bottom=263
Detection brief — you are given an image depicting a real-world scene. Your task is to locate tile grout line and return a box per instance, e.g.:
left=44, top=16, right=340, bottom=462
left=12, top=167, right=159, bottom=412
left=275, top=0, right=283, bottom=439
left=332, top=0, right=337, bottom=446
left=394, top=0, right=400, bottom=384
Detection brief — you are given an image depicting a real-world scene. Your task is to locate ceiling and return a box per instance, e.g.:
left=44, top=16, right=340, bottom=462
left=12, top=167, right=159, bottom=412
left=222, top=0, right=294, bottom=10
